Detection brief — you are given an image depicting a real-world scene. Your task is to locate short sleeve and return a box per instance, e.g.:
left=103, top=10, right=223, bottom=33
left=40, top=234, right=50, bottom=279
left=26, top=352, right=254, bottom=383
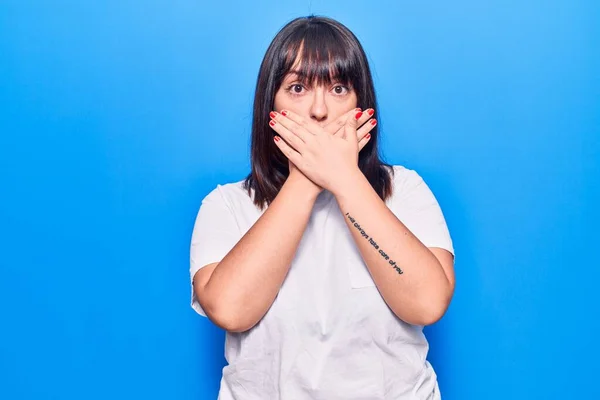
left=189, top=184, right=242, bottom=316
left=388, top=166, right=454, bottom=256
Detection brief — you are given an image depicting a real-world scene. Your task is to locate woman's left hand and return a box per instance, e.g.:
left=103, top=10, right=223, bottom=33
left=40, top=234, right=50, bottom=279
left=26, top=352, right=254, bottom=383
left=270, top=109, right=364, bottom=194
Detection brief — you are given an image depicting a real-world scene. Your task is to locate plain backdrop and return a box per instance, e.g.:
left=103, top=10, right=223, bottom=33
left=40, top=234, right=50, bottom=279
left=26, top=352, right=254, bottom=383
left=0, top=1, right=598, bottom=399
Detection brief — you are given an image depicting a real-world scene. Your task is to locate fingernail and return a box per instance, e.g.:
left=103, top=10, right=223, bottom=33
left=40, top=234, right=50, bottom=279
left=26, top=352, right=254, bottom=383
left=274, top=136, right=280, bottom=142
left=355, top=111, right=363, bottom=120
left=270, top=111, right=277, bottom=119
left=365, top=133, right=371, bottom=139
left=370, top=119, right=377, bottom=126
left=269, top=120, right=276, bottom=127
left=281, top=110, right=288, bottom=116
left=367, top=109, right=375, bottom=116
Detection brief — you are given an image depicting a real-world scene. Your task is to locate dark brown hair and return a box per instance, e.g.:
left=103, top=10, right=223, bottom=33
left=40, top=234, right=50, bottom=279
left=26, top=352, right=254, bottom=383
left=243, top=15, right=394, bottom=210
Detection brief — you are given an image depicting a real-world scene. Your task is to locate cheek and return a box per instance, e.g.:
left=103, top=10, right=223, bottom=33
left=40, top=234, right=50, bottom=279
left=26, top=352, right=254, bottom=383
left=333, top=95, right=359, bottom=113
left=329, top=92, right=358, bottom=109
left=273, top=90, right=288, bottom=112
left=273, top=91, right=304, bottom=113
left=348, top=92, right=358, bottom=108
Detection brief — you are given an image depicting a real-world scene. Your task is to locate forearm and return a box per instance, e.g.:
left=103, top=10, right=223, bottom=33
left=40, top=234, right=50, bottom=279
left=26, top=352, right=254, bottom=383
left=203, top=178, right=318, bottom=332
left=332, top=168, right=452, bottom=326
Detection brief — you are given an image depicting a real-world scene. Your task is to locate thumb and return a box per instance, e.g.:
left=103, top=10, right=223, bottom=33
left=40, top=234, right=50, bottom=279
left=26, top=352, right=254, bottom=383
left=343, top=110, right=362, bottom=140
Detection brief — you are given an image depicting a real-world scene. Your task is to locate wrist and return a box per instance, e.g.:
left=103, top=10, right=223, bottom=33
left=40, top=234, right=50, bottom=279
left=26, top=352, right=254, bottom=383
left=283, top=174, right=321, bottom=203
left=329, top=167, right=364, bottom=198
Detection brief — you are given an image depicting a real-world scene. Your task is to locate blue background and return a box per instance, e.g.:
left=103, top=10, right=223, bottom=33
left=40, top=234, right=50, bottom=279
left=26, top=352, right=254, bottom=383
left=1, top=1, right=598, bottom=399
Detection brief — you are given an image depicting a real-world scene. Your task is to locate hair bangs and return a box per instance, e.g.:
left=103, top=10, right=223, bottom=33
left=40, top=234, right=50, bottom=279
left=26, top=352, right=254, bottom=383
left=280, top=27, right=360, bottom=89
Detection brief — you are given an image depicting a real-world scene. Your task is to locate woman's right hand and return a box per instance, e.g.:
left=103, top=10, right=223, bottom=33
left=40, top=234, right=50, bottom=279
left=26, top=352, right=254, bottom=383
left=284, top=108, right=377, bottom=197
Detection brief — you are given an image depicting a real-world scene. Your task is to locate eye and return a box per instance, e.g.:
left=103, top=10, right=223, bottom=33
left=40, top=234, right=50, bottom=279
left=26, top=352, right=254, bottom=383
left=332, top=85, right=350, bottom=95
left=286, top=84, right=306, bottom=96
left=284, top=83, right=351, bottom=96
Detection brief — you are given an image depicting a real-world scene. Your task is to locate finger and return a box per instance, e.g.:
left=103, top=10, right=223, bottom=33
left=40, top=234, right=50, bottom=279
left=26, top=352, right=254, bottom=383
left=276, top=109, right=320, bottom=134
left=272, top=110, right=315, bottom=141
left=326, top=107, right=361, bottom=135
left=269, top=117, right=305, bottom=153
left=357, top=132, right=372, bottom=151
left=343, top=109, right=362, bottom=140
left=273, top=135, right=303, bottom=166
left=356, top=117, right=377, bottom=142
left=333, top=108, right=375, bottom=137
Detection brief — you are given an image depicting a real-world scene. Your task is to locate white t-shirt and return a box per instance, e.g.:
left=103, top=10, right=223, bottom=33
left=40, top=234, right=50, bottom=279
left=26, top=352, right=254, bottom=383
left=189, top=165, right=454, bottom=400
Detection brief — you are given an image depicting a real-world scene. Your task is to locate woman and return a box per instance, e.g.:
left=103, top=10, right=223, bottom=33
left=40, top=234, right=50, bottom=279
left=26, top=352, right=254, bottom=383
left=190, top=15, right=455, bottom=400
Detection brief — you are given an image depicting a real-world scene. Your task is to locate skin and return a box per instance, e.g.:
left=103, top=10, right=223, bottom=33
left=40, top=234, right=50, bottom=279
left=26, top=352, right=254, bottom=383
left=192, top=68, right=378, bottom=332
left=193, top=60, right=455, bottom=330
left=272, top=66, right=374, bottom=197
left=269, top=98, right=456, bottom=327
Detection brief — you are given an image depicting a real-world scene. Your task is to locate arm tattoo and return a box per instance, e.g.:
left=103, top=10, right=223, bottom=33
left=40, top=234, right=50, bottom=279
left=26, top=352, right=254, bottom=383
left=345, top=212, right=404, bottom=275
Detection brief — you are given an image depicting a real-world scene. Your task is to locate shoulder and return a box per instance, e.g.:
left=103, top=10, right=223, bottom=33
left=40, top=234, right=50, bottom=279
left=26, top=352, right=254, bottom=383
left=388, top=164, right=423, bottom=183
left=201, top=178, right=255, bottom=212
left=204, top=179, right=247, bottom=198
left=387, top=164, right=430, bottom=201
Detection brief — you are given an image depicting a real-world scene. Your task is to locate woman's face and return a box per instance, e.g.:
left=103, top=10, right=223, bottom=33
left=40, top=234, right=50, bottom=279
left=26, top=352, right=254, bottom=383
left=273, top=62, right=358, bottom=127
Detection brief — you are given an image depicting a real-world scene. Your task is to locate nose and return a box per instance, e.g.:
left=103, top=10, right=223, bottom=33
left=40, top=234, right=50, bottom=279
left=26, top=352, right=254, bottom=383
left=309, top=87, right=328, bottom=124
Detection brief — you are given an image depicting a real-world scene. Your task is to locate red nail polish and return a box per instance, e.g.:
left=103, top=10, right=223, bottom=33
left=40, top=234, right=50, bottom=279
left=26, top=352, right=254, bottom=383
left=355, top=111, right=363, bottom=120
left=269, top=120, right=276, bottom=127
left=281, top=110, right=288, bottom=116
left=370, top=119, right=377, bottom=125
left=270, top=111, right=277, bottom=119
left=367, top=109, right=375, bottom=116
left=274, top=136, right=280, bottom=142
left=365, top=133, right=371, bottom=139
